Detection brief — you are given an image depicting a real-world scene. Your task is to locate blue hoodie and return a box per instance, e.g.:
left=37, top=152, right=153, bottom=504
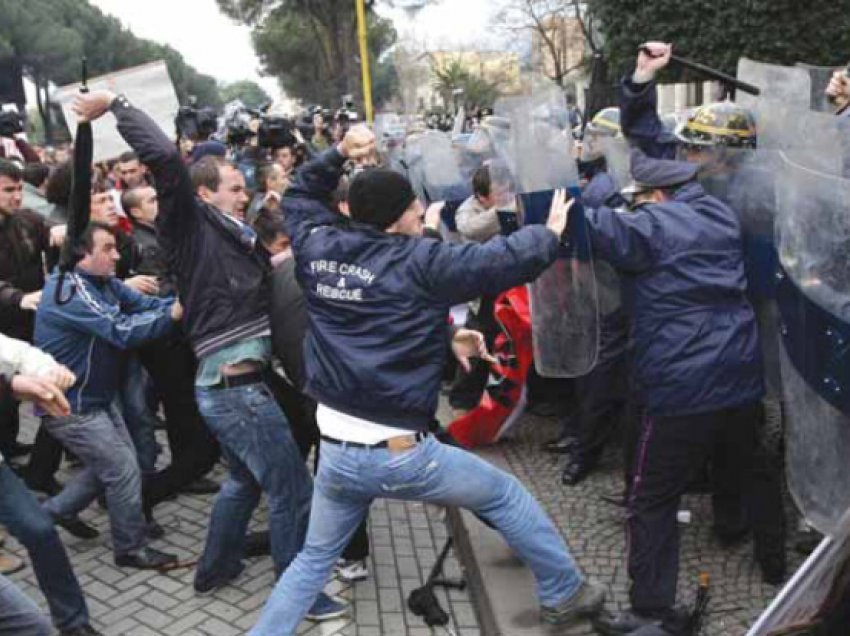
left=35, top=270, right=176, bottom=413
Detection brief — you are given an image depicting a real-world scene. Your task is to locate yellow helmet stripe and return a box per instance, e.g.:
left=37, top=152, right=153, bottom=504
left=686, top=120, right=755, bottom=138
left=592, top=118, right=621, bottom=133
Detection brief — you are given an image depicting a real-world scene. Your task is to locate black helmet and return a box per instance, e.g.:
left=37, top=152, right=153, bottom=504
left=675, top=101, right=757, bottom=149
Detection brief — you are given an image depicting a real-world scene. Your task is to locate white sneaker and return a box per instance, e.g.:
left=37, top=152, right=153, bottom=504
left=335, top=558, right=369, bottom=583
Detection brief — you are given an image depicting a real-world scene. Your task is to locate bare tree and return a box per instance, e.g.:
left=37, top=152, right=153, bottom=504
left=495, top=0, right=598, bottom=88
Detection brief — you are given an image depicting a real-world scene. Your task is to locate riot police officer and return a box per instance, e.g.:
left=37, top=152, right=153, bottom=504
left=586, top=150, right=765, bottom=636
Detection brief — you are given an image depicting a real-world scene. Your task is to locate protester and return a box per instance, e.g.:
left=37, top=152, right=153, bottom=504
left=248, top=125, right=606, bottom=635
left=75, top=89, right=347, bottom=620
left=0, top=333, right=102, bottom=636
left=35, top=221, right=181, bottom=570
left=121, top=184, right=221, bottom=507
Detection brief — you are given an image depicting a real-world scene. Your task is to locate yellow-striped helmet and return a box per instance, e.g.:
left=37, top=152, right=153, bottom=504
left=676, top=101, right=757, bottom=149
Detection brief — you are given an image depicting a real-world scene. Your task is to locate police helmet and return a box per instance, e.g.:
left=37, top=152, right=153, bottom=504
left=675, top=101, right=757, bottom=149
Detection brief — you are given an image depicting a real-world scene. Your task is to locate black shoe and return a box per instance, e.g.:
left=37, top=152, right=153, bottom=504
left=179, top=477, right=220, bottom=495
left=52, top=514, right=100, bottom=539
left=542, top=436, right=578, bottom=454
left=757, top=546, right=787, bottom=585
left=194, top=561, right=245, bottom=596
left=146, top=521, right=165, bottom=540
left=115, top=546, right=177, bottom=570
left=61, top=625, right=103, bottom=636
left=244, top=530, right=271, bottom=558
left=561, top=456, right=596, bottom=486
left=593, top=609, right=663, bottom=635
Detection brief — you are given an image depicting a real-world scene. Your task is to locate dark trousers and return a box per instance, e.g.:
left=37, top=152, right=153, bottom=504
left=24, top=425, right=62, bottom=490
left=571, top=350, right=627, bottom=463
left=267, top=372, right=369, bottom=562
left=448, top=296, right=498, bottom=411
left=0, top=464, right=89, bottom=631
left=137, top=336, right=219, bottom=509
left=626, top=402, right=761, bottom=613
left=0, top=393, right=20, bottom=459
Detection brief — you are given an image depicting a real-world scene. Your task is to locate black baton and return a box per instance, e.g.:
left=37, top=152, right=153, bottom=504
left=639, top=47, right=761, bottom=96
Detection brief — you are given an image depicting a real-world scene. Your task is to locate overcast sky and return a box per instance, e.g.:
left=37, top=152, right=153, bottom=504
left=86, top=0, right=507, bottom=102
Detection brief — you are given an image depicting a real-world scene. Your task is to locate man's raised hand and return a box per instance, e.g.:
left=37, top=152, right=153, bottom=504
left=72, top=90, right=117, bottom=123
left=635, top=42, right=672, bottom=82
left=545, top=189, right=573, bottom=239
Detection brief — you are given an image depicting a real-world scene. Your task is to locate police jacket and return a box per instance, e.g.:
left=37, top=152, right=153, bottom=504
left=283, top=148, right=560, bottom=431
left=585, top=182, right=764, bottom=417
left=110, top=97, right=272, bottom=359
left=35, top=270, right=176, bottom=413
left=619, top=76, right=678, bottom=160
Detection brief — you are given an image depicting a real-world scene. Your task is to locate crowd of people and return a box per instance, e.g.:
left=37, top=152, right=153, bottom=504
left=0, top=39, right=848, bottom=636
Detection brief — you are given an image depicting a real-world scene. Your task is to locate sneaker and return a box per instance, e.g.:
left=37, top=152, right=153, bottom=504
left=0, top=552, right=25, bottom=575
left=305, top=592, right=349, bottom=622
left=541, top=579, right=606, bottom=625
left=194, top=562, right=245, bottom=596
left=114, top=546, right=177, bottom=570
left=336, top=558, right=369, bottom=583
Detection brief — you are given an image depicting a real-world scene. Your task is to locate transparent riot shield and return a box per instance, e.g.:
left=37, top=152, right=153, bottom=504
left=796, top=62, right=839, bottom=112
left=601, top=136, right=631, bottom=194
left=774, top=153, right=850, bottom=536
left=495, top=87, right=599, bottom=377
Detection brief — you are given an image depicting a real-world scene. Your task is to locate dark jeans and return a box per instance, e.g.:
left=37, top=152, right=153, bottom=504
left=0, top=575, right=51, bottom=636
left=570, top=349, right=627, bottom=463
left=23, top=425, right=62, bottom=491
left=195, top=380, right=313, bottom=586
left=42, top=405, right=147, bottom=557
left=0, top=464, right=89, bottom=631
left=626, top=402, right=761, bottom=612
left=138, top=337, right=219, bottom=510
left=120, top=354, right=159, bottom=475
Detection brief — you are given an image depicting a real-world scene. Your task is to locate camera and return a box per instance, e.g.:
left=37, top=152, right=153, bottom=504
left=0, top=109, right=24, bottom=137
left=257, top=115, right=296, bottom=149
left=175, top=107, right=218, bottom=141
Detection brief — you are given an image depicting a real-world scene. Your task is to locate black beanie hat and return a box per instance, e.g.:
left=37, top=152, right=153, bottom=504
left=348, top=169, right=417, bottom=230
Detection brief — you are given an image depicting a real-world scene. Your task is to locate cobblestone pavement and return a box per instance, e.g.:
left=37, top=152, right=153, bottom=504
left=499, top=413, right=807, bottom=636
left=7, top=407, right=804, bottom=635
left=8, top=409, right=480, bottom=636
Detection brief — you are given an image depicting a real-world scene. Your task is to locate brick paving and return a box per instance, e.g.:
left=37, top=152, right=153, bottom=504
left=7, top=407, right=480, bottom=636
left=6, top=405, right=804, bottom=635
left=498, top=412, right=806, bottom=636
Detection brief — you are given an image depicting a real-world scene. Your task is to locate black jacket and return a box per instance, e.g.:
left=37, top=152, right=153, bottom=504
left=0, top=209, right=50, bottom=340
left=131, top=222, right=176, bottom=297
left=111, top=97, right=271, bottom=358
left=269, top=258, right=308, bottom=390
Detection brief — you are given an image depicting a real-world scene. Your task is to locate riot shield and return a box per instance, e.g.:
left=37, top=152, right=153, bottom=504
left=774, top=153, right=850, bottom=536
left=601, top=136, right=631, bottom=194
left=403, top=130, right=472, bottom=240
left=796, top=62, right=839, bottom=113
left=494, top=87, right=599, bottom=377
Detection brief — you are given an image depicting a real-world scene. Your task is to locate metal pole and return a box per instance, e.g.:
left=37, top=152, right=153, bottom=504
left=355, top=0, right=374, bottom=123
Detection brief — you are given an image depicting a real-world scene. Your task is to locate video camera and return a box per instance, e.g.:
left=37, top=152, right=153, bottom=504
left=0, top=109, right=24, bottom=137
left=223, top=101, right=297, bottom=149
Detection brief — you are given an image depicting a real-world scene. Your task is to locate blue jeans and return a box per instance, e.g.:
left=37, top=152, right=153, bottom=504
left=42, top=405, right=147, bottom=557
left=0, top=575, right=51, bottom=636
left=195, top=382, right=312, bottom=588
left=0, top=465, right=88, bottom=632
left=250, top=435, right=583, bottom=635
left=120, top=354, right=159, bottom=475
